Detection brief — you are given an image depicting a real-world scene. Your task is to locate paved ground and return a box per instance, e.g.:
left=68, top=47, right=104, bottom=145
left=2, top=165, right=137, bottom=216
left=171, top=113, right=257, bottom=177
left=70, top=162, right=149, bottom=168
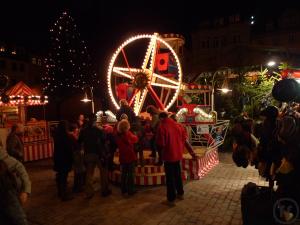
left=24, top=152, right=267, bottom=225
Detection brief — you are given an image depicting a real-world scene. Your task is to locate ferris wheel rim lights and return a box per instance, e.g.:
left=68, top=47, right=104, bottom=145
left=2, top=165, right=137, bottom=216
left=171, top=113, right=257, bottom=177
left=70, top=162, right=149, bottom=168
left=107, top=33, right=182, bottom=113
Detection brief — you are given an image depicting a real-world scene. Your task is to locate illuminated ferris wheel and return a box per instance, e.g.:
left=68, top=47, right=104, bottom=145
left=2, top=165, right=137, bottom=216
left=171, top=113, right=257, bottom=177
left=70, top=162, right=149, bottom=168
left=107, top=33, right=182, bottom=115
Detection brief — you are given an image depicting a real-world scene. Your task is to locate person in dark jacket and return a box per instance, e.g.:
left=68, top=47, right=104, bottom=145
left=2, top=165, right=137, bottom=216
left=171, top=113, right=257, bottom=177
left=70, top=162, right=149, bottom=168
left=6, top=124, right=24, bottom=162
left=69, top=123, right=85, bottom=193
left=53, top=120, right=73, bottom=201
left=115, top=119, right=138, bottom=195
left=79, top=114, right=111, bottom=199
left=116, top=99, right=137, bottom=125
left=0, top=160, right=28, bottom=225
left=146, top=105, right=161, bottom=163
left=156, top=112, right=187, bottom=206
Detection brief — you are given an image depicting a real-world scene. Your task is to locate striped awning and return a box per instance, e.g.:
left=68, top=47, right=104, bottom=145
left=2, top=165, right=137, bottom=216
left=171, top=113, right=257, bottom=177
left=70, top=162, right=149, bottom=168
left=5, top=81, right=38, bottom=96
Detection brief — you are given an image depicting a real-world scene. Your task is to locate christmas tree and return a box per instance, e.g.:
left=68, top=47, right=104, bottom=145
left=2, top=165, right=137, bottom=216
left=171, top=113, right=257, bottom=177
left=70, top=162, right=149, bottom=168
left=43, top=11, right=98, bottom=97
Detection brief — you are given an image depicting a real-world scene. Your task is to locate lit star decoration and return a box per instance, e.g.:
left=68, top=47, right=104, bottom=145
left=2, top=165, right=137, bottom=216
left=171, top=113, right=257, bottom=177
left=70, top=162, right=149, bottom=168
left=42, top=11, right=99, bottom=95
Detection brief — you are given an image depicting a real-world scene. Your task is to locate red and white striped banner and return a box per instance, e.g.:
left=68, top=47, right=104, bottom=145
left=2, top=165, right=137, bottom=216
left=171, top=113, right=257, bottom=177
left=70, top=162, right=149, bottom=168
left=181, top=148, right=219, bottom=179
left=24, top=140, right=54, bottom=162
left=22, top=135, right=48, bottom=143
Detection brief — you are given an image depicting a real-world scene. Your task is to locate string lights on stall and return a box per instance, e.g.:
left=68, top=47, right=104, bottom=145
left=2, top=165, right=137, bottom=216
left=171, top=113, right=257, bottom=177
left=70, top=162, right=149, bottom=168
left=42, top=11, right=99, bottom=94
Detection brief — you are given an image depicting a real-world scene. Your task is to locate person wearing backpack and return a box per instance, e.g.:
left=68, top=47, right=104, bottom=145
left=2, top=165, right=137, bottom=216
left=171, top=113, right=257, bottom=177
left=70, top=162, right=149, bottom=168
left=79, top=114, right=111, bottom=199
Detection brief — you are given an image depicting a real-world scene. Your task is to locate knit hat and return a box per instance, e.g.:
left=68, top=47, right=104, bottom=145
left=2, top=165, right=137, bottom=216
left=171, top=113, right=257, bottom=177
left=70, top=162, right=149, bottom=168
left=272, top=79, right=300, bottom=102
left=117, top=119, right=130, bottom=134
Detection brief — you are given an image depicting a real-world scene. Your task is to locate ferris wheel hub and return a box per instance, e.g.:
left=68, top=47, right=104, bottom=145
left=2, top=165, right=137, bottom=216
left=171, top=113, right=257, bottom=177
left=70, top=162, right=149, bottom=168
left=133, top=71, right=150, bottom=90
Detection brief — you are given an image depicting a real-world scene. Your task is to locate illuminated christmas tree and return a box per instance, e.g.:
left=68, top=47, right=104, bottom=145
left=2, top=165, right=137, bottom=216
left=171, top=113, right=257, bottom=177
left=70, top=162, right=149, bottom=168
left=43, top=11, right=98, bottom=97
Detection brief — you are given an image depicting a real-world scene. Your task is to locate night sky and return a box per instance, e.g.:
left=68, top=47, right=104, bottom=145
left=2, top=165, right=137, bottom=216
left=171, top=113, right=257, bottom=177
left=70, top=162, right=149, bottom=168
left=0, top=0, right=298, bottom=74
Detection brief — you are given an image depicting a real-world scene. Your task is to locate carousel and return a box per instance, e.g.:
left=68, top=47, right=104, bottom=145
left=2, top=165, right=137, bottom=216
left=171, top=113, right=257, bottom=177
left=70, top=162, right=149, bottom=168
left=104, top=33, right=229, bottom=185
left=0, top=81, right=53, bottom=162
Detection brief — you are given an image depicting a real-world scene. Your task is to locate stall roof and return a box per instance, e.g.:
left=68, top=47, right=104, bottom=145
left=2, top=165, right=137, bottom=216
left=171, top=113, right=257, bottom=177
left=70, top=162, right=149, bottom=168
left=6, top=81, right=39, bottom=96
left=0, top=81, right=48, bottom=106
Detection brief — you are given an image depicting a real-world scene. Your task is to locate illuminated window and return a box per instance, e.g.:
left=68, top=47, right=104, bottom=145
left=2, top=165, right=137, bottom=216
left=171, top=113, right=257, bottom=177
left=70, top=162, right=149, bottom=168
left=0, top=47, right=5, bottom=52
left=32, top=58, right=36, bottom=64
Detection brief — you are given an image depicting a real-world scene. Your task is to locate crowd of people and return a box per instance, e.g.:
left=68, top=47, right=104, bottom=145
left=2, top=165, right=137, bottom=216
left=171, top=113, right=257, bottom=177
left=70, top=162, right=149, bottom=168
left=0, top=99, right=190, bottom=224
left=52, top=99, right=189, bottom=207
left=232, top=104, right=300, bottom=224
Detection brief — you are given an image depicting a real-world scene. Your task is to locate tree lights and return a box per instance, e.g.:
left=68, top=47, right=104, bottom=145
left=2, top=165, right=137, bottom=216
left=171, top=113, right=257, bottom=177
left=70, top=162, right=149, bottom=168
left=42, top=11, right=98, bottom=96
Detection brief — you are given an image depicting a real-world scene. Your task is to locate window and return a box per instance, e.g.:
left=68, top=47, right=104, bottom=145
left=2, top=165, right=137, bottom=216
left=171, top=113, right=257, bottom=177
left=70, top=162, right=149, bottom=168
left=32, top=58, right=36, bottom=64
left=11, top=62, right=17, bottom=71
left=0, top=60, right=6, bottom=69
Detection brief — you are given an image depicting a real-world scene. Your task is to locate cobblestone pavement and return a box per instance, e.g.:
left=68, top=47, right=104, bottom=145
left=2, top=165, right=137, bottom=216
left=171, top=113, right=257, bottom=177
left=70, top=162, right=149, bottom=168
left=25, top=152, right=267, bottom=225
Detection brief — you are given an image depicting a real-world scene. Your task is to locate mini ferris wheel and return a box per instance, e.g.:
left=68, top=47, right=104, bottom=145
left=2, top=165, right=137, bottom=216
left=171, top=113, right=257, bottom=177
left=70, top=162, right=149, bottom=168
left=107, top=33, right=182, bottom=115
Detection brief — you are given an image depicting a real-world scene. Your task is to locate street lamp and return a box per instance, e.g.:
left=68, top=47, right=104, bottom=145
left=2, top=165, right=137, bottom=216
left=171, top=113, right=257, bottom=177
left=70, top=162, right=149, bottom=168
left=211, top=67, right=232, bottom=111
left=81, top=86, right=94, bottom=113
left=267, top=60, right=276, bottom=67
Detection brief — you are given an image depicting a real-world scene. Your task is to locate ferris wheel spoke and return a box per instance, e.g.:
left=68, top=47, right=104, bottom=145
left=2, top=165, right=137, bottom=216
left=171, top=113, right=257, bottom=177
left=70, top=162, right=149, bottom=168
left=151, top=82, right=178, bottom=89
left=112, top=67, right=134, bottom=79
left=147, top=85, right=165, bottom=110
left=142, top=33, right=158, bottom=70
left=152, top=73, right=180, bottom=86
left=128, top=89, right=139, bottom=107
left=134, top=89, right=148, bottom=114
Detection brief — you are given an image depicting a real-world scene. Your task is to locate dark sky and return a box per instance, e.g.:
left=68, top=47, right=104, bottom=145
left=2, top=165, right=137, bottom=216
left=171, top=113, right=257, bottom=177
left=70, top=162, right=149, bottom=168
left=0, top=0, right=298, bottom=72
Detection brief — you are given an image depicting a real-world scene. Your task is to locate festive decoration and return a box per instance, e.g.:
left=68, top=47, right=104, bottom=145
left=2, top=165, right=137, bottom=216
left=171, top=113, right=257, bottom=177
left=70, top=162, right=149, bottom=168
left=43, top=11, right=98, bottom=95
left=0, top=82, right=48, bottom=106
left=107, top=33, right=182, bottom=115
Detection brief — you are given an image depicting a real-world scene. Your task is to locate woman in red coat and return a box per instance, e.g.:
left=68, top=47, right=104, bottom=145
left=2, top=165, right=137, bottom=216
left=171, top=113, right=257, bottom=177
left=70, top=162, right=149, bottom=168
left=115, top=119, right=138, bottom=195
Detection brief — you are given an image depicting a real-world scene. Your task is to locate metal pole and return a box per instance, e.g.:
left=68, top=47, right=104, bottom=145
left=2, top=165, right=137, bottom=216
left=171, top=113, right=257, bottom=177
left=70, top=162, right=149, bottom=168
left=211, top=71, right=218, bottom=112
left=90, top=87, right=95, bottom=114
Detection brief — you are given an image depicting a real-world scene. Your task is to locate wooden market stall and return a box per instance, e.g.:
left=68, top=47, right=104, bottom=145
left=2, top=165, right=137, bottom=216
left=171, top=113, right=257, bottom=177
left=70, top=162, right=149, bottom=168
left=0, top=81, right=53, bottom=162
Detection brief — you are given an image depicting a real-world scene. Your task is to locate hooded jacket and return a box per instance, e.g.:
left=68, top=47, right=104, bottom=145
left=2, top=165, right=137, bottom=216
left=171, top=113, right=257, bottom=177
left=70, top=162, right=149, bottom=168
left=0, top=149, right=31, bottom=194
left=115, top=131, right=138, bottom=164
left=156, top=118, right=187, bottom=162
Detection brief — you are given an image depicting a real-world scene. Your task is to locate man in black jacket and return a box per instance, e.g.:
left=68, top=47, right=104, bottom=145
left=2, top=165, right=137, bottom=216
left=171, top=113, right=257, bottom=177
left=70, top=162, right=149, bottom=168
left=79, top=114, right=111, bottom=199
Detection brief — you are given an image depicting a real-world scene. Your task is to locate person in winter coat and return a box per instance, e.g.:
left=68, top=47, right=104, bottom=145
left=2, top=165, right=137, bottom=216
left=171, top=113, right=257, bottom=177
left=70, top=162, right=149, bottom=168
left=115, top=119, right=138, bottom=195
left=0, top=147, right=31, bottom=205
left=6, top=123, right=24, bottom=162
left=0, top=160, right=28, bottom=225
left=53, top=120, right=73, bottom=201
left=156, top=112, right=187, bottom=205
left=69, top=123, right=86, bottom=193
left=146, top=105, right=161, bottom=164
left=79, top=114, right=111, bottom=199
left=116, top=99, right=137, bottom=125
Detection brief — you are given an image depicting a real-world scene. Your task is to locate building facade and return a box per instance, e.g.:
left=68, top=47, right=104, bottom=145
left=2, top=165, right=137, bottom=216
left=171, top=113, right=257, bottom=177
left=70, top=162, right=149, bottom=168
left=0, top=43, right=44, bottom=89
left=189, top=9, right=300, bottom=77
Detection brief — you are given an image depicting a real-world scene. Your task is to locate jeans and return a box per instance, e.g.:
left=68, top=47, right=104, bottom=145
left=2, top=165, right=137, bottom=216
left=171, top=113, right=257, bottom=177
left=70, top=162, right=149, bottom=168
left=164, top=161, right=184, bottom=202
left=85, top=154, right=110, bottom=196
left=121, top=163, right=135, bottom=194
left=0, top=190, right=28, bottom=225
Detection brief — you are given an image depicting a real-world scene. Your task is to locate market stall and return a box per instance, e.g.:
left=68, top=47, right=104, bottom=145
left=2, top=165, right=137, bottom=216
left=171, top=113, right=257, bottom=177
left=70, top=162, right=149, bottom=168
left=0, top=81, right=53, bottom=162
